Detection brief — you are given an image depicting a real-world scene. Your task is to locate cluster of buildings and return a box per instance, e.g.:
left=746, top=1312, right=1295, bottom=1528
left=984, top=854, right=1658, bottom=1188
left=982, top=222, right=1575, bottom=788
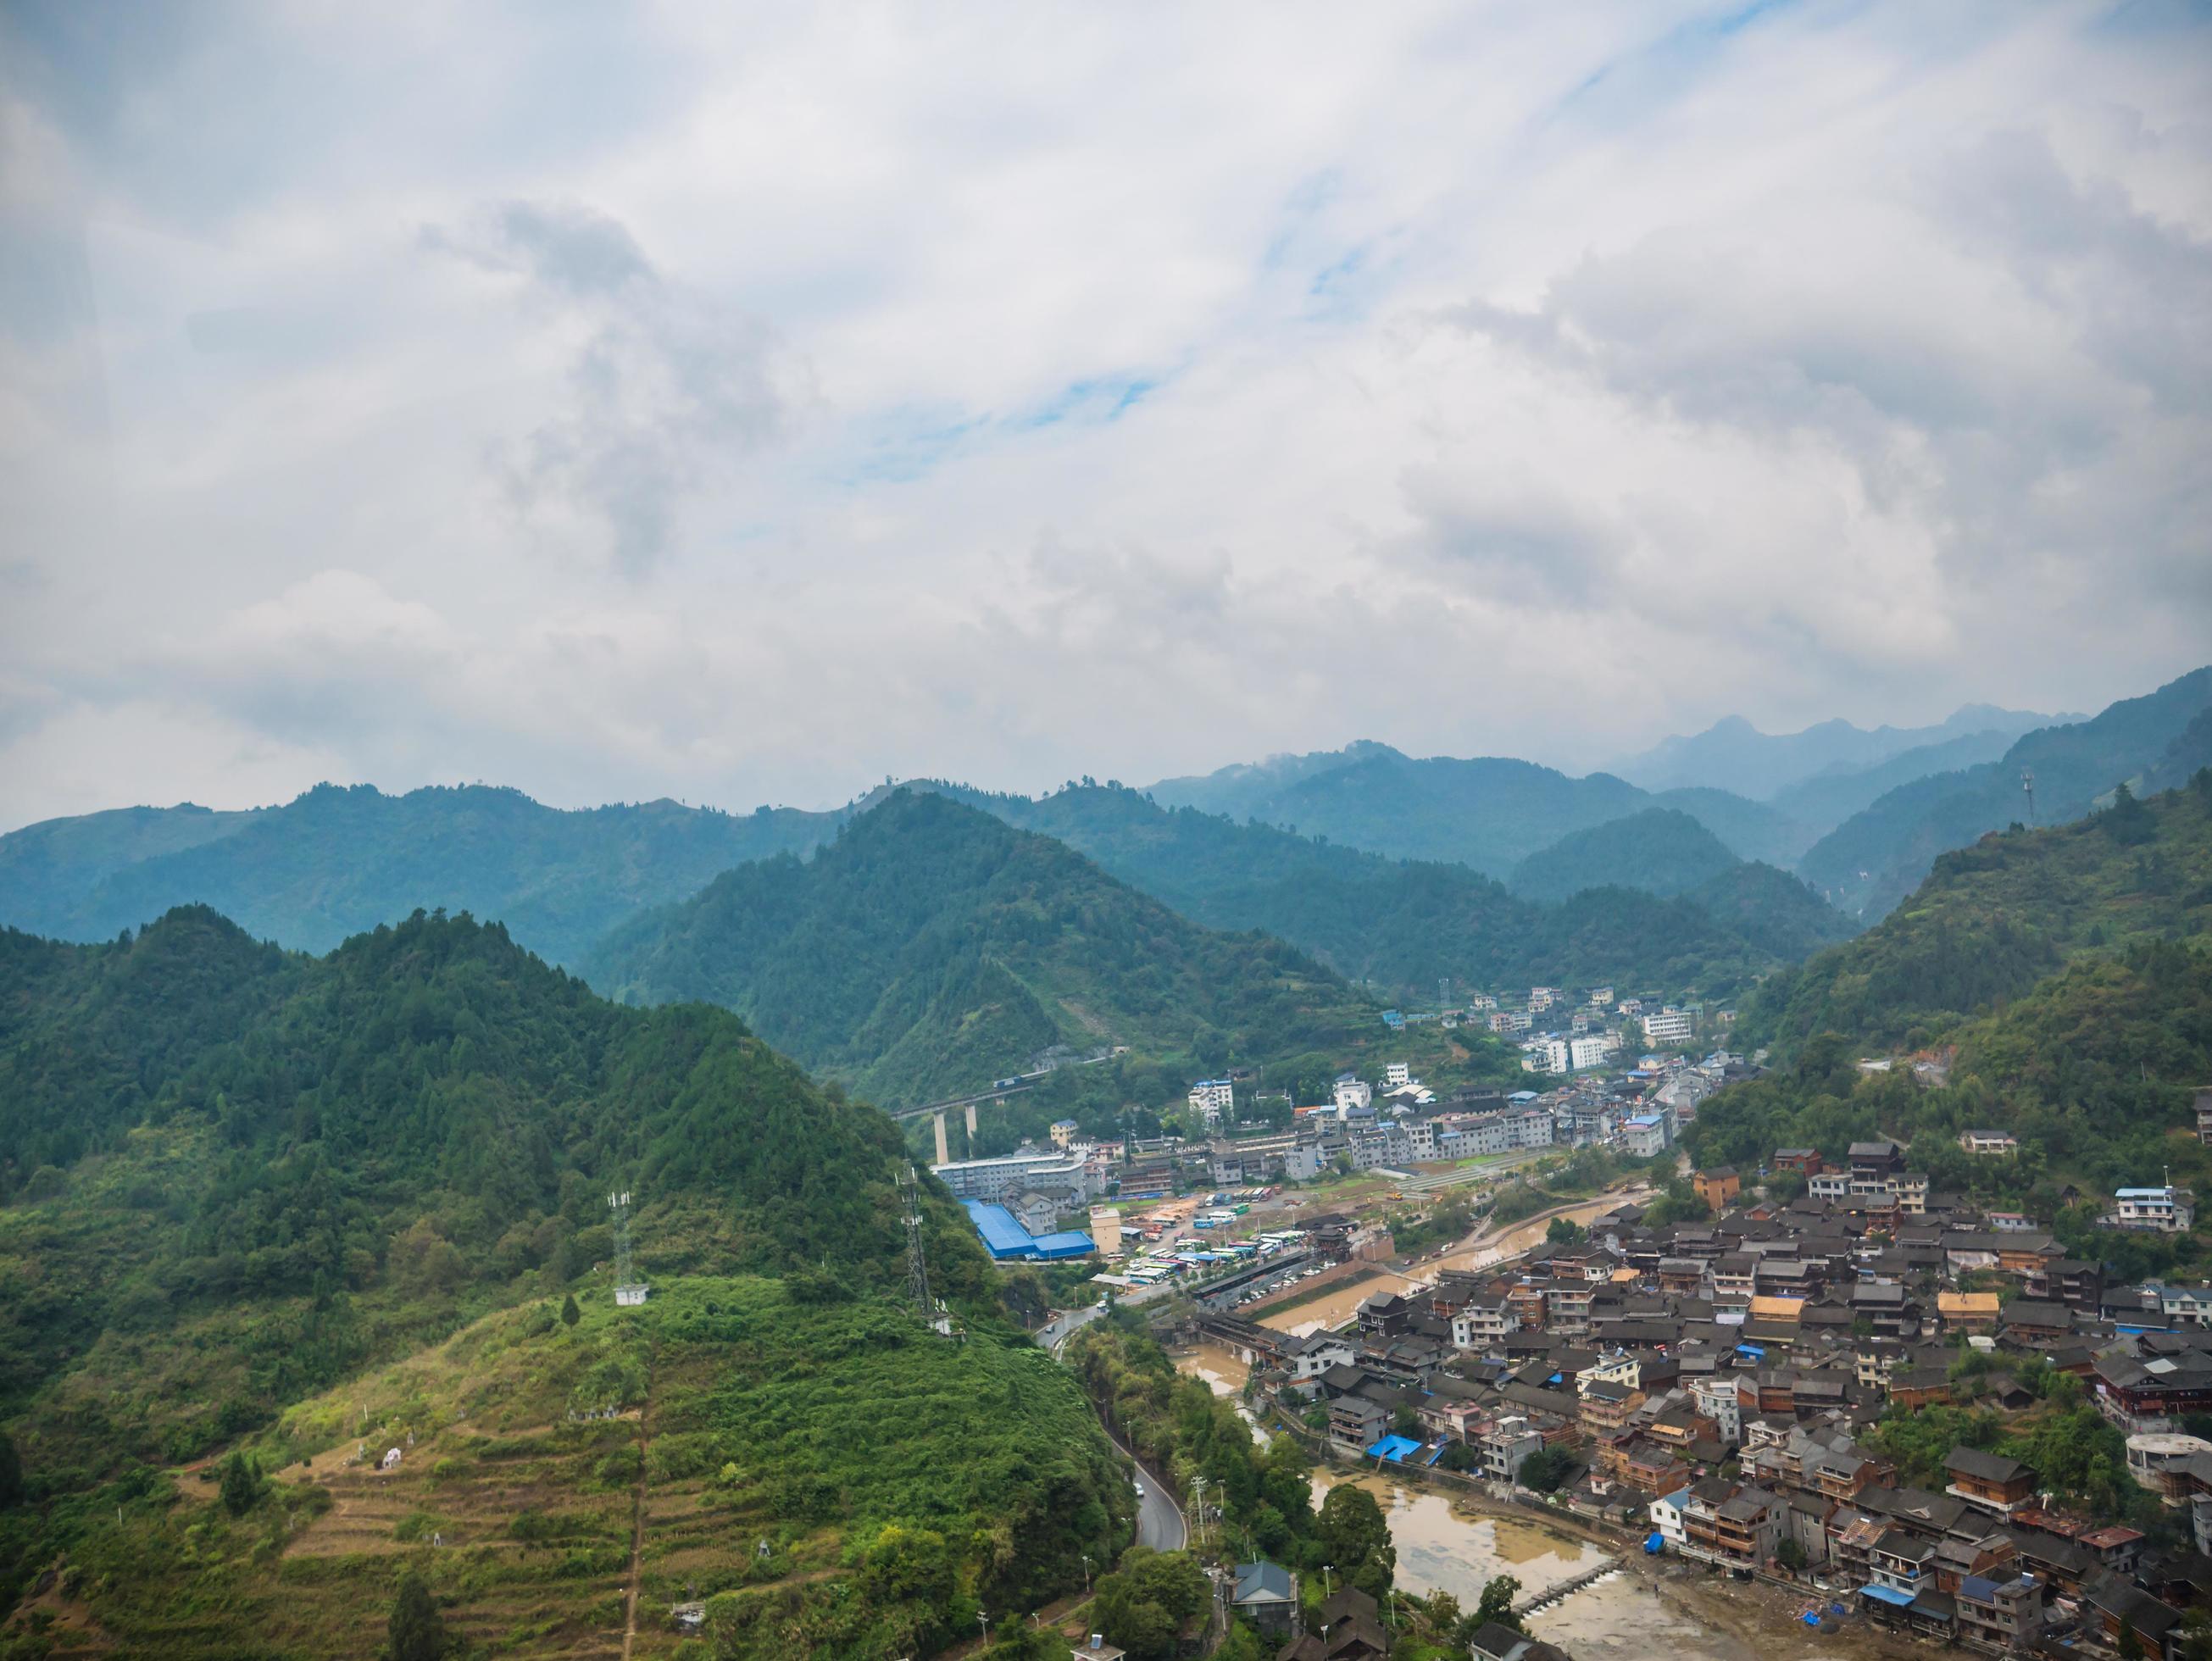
left=1201, top=1145, right=2212, bottom=1658
left=1462, top=984, right=1721, bottom=1077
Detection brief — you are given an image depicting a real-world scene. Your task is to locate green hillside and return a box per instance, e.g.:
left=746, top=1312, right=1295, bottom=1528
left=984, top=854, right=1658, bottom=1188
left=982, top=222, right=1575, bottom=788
left=0, top=782, right=841, bottom=968
left=0, top=906, right=1120, bottom=1654
left=917, top=782, right=1849, bottom=1000
left=1508, top=808, right=1740, bottom=903
left=582, top=790, right=1380, bottom=1105
left=1744, top=773, right=2212, bottom=1056
left=21, top=1278, right=1121, bottom=1658
left=1797, top=666, right=2212, bottom=917
left=1688, top=940, right=2212, bottom=1267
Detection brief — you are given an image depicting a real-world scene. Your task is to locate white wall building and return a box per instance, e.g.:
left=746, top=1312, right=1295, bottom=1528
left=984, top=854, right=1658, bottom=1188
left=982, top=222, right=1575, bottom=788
left=1332, top=1075, right=1373, bottom=1116
left=1570, top=1033, right=1618, bottom=1070
left=1187, top=1078, right=1235, bottom=1125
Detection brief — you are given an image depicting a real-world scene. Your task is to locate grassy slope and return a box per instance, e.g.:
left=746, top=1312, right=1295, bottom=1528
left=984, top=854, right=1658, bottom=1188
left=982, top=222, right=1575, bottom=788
left=1743, top=775, right=2212, bottom=1056
left=24, top=1278, right=1123, bottom=1659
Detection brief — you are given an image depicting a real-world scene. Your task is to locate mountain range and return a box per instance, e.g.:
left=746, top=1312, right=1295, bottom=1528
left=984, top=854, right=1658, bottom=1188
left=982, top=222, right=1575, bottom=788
left=1606, top=703, right=2066, bottom=797
left=582, top=790, right=1380, bottom=1106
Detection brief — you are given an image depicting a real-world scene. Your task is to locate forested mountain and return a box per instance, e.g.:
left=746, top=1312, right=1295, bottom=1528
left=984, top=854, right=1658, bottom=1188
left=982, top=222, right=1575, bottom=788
left=0, top=907, right=993, bottom=1454
left=909, top=781, right=1852, bottom=999
left=0, top=906, right=1122, bottom=1653
left=1142, top=744, right=1806, bottom=875
left=1797, top=667, right=2212, bottom=917
left=0, top=781, right=841, bottom=967
left=1768, top=726, right=2034, bottom=831
left=1743, top=772, right=2212, bottom=1057
left=1508, top=808, right=1740, bottom=903
left=1608, top=703, right=2058, bottom=797
left=582, top=791, right=1380, bottom=1104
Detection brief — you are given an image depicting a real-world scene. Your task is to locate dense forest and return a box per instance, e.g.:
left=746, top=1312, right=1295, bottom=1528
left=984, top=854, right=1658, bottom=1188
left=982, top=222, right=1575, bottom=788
left=0, top=907, right=1007, bottom=1480
left=0, top=905, right=1144, bottom=1652
left=582, top=791, right=1383, bottom=1105
left=1743, top=774, right=2212, bottom=1057
left=1506, top=808, right=1740, bottom=903
left=926, top=781, right=1854, bottom=999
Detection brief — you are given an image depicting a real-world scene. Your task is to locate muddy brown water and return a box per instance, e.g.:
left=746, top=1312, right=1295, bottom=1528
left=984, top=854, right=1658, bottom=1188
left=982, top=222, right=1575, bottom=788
left=1309, top=1471, right=1825, bottom=1661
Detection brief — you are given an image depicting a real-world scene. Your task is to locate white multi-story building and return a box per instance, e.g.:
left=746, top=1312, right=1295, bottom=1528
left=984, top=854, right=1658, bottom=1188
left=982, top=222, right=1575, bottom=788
left=1623, top=1112, right=1669, bottom=1158
left=1487, top=1009, right=1533, bottom=1036
left=1332, top=1074, right=1373, bottom=1116
left=1570, top=1033, right=1618, bottom=1070
left=1641, top=1008, right=1695, bottom=1047
left=1470, top=993, right=1498, bottom=1011
left=1587, top=986, right=1615, bottom=1006
left=1385, top=1062, right=1411, bottom=1088
left=931, top=1152, right=1091, bottom=1204
left=1187, top=1078, right=1235, bottom=1125
left=1529, top=986, right=1559, bottom=1012
left=2117, top=1186, right=2196, bottom=1233
left=1521, top=1037, right=1570, bottom=1075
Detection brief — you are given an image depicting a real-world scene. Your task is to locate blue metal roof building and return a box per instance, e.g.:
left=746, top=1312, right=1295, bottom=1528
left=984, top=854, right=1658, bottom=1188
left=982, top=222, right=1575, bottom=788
left=961, top=1199, right=1095, bottom=1261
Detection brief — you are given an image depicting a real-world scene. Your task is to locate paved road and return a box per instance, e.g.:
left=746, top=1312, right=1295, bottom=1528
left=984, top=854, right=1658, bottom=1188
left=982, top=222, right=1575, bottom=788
left=1099, top=1420, right=1187, bottom=1552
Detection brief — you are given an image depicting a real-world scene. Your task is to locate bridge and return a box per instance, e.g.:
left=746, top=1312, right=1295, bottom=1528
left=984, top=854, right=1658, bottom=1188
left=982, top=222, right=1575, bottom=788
left=1512, top=1558, right=1617, bottom=1617
left=888, top=1049, right=1119, bottom=1164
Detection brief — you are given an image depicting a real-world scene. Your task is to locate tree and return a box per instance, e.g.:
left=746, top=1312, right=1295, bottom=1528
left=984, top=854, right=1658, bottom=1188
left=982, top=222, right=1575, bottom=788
left=1475, top=1574, right=1522, bottom=1633
left=1545, top=1216, right=1585, bottom=1246
left=388, top=1568, right=446, bottom=1661
left=1518, top=1446, right=1576, bottom=1493
left=2119, top=1617, right=2144, bottom=1660
left=1096, top=1549, right=1209, bottom=1661
left=219, top=1449, right=263, bottom=1516
left=1317, top=1483, right=1395, bottom=1597
left=1776, top=1538, right=1808, bottom=1572
left=0, top=1430, right=21, bottom=1509
left=560, top=1292, right=581, bottom=1328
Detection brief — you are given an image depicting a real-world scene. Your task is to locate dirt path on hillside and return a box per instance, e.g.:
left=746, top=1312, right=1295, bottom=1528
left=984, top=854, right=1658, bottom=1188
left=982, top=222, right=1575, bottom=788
left=620, top=1364, right=654, bottom=1661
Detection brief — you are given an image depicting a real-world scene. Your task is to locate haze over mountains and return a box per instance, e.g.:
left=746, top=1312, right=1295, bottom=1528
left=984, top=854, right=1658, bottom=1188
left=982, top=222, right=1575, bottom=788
left=2, top=666, right=2205, bottom=1105
left=1605, top=704, right=2068, bottom=797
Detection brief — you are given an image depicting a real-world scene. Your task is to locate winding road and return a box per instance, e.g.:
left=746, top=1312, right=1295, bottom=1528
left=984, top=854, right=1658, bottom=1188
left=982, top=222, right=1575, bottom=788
left=1099, top=1420, right=1187, bottom=1553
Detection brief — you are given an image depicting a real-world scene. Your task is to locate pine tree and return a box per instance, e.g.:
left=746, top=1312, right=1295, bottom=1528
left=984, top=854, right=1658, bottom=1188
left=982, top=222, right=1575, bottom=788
left=219, top=1449, right=262, bottom=1516
left=561, top=1292, right=581, bottom=1328
left=388, top=1568, right=446, bottom=1661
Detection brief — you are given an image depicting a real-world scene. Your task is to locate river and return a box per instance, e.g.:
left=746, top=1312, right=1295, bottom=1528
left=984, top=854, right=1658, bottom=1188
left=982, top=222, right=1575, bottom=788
left=1308, top=1470, right=1823, bottom=1661
left=1250, top=1193, right=1636, bottom=1339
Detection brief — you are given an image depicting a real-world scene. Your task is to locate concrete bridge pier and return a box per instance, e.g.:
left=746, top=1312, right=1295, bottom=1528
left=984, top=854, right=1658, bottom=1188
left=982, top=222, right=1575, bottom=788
left=933, top=1111, right=950, bottom=1166
left=965, top=1100, right=978, bottom=1139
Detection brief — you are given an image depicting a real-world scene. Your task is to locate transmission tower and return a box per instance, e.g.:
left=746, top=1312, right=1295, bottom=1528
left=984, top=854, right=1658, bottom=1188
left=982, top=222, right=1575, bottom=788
left=898, top=1166, right=957, bottom=1338
left=2022, top=767, right=2036, bottom=827
left=609, top=1191, right=648, bottom=1306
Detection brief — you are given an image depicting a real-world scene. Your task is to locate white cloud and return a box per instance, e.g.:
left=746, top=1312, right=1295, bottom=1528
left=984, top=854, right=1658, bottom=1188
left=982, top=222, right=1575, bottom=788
left=0, top=0, right=2207, bottom=829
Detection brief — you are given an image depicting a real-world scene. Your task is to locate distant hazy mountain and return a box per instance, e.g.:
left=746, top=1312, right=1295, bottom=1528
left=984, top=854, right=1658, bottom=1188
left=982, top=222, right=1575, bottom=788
left=1768, top=727, right=2031, bottom=832
left=1797, top=667, right=2212, bottom=917
left=1609, top=703, right=2059, bottom=798
left=581, top=790, right=1372, bottom=1105
left=0, top=782, right=842, bottom=967
left=1508, top=808, right=1740, bottom=905
left=1146, top=746, right=1804, bottom=877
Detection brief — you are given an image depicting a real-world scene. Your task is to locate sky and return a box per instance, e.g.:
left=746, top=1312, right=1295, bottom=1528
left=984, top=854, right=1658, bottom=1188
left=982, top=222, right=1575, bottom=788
left=2, top=0, right=2209, bottom=830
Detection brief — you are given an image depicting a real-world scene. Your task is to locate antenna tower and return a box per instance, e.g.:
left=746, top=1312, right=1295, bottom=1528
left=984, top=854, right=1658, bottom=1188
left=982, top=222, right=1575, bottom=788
left=609, top=1191, right=648, bottom=1306
left=2022, top=767, right=2036, bottom=827
left=898, top=1166, right=958, bottom=1338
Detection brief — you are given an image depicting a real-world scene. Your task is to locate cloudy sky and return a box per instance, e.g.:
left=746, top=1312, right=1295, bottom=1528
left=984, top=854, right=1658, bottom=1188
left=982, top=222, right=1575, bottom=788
left=3, top=0, right=2208, bottom=830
